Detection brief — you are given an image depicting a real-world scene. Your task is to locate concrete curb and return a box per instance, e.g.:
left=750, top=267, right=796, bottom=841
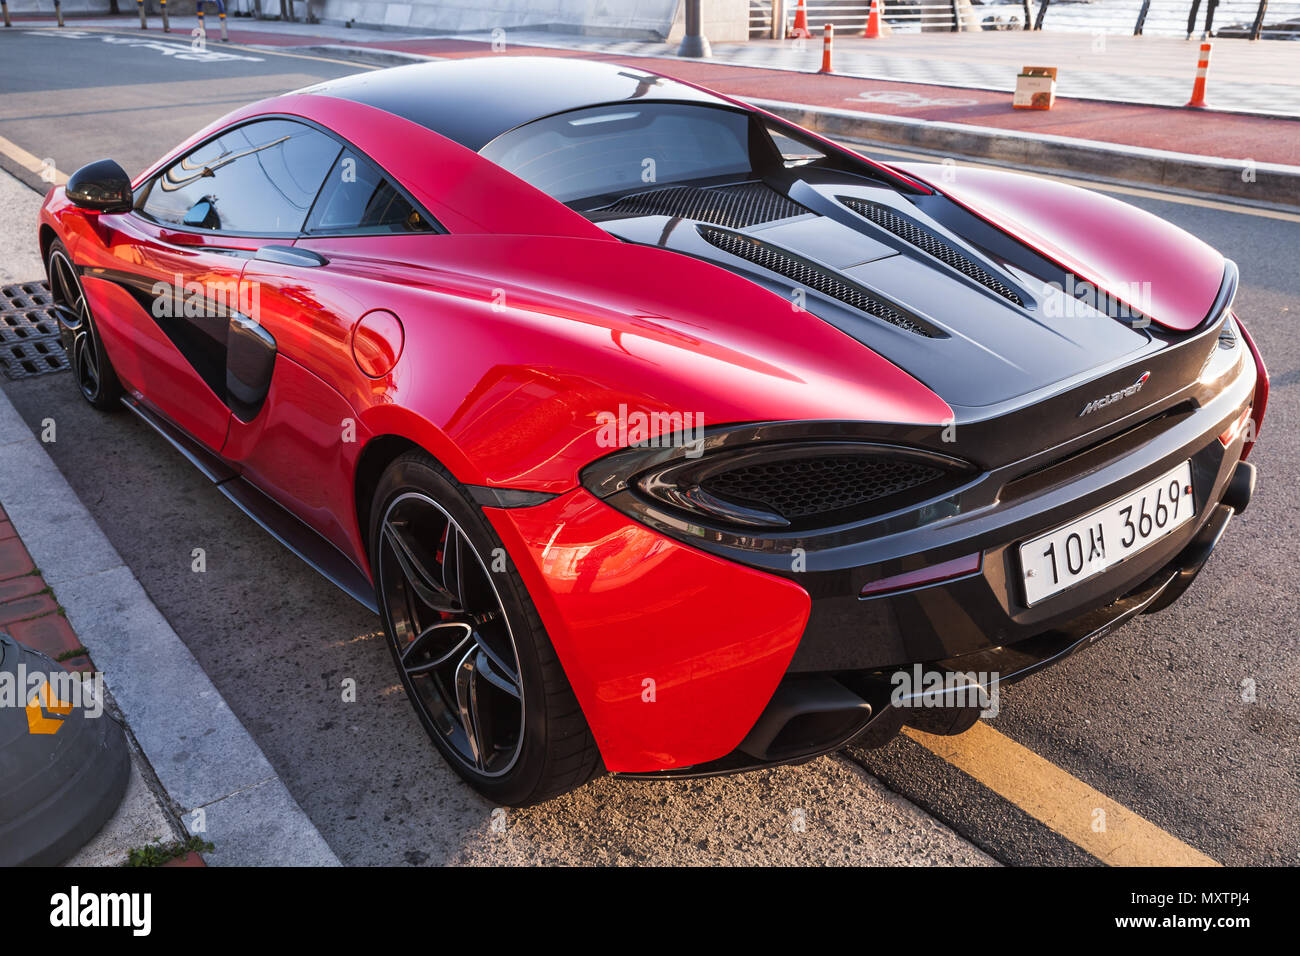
left=260, top=43, right=437, bottom=68
left=746, top=98, right=1300, bottom=208
left=0, top=387, right=340, bottom=867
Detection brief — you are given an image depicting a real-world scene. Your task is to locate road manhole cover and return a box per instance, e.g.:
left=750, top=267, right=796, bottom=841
left=0, top=281, right=69, bottom=380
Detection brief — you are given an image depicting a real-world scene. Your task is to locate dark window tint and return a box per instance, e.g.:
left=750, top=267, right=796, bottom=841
left=142, top=120, right=340, bottom=234
left=305, top=150, right=431, bottom=234
left=765, top=124, right=826, bottom=167
left=480, top=103, right=753, bottom=204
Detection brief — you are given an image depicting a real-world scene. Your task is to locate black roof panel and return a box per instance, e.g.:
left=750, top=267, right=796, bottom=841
left=303, top=56, right=732, bottom=152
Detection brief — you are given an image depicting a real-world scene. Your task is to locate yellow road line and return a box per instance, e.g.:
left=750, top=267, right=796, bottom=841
left=0, top=133, right=66, bottom=184
left=903, top=722, right=1221, bottom=867
left=865, top=142, right=1300, bottom=224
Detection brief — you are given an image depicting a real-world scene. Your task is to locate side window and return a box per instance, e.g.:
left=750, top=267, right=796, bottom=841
left=305, top=150, right=432, bottom=235
left=142, top=119, right=340, bottom=234
left=765, top=124, right=826, bottom=168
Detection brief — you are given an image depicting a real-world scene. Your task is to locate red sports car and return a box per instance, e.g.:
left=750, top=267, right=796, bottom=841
left=38, top=57, right=1266, bottom=805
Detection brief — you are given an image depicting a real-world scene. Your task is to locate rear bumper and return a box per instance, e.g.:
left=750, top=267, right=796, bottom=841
left=934, top=493, right=1241, bottom=685
left=620, top=485, right=1246, bottom=779
left=489, top=326, right=1258, bottom=775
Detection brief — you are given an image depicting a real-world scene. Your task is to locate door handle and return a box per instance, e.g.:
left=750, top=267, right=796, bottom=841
left=254, top=245, right=329, bottom=268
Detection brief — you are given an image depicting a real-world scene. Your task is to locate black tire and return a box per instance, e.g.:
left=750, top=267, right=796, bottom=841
left=368, top=450, right=603, bottom=805
left=45, top=239, right=122, bottom=411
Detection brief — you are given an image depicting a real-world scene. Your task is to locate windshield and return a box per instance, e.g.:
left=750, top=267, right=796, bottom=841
left=479, top=103, right=754, bottom=205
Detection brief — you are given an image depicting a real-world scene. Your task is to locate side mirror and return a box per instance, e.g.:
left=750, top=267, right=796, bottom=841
left=65, top=159, right=134, bottom=214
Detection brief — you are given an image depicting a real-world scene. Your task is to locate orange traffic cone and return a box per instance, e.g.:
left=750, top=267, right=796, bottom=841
left=789, top=0, right=810, bottom=38
left=1185, top=41, right=1212, bottom=108
left=864, top=0, right=883, bottom=38
left=819, top=23, right=834, bottom=74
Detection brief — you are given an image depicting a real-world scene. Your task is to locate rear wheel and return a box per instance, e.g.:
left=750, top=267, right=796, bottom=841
left=46, top=240, right=122, bottom=410
left=368, top=451, right=602, bottom=805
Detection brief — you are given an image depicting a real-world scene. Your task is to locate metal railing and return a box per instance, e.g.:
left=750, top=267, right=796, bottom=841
left=750, top=1, right=1031, bottom=35
left=1012, top=0, right=1299, bottom=38
left=749, top=0, right=1300, bottom=38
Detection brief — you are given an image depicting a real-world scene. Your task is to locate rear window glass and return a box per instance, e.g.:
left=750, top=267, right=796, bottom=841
left=479, top=103, right=753, bottom=204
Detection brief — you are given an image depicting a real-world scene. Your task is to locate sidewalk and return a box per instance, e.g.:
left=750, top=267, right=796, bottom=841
left=0, top=506, right=193, bottom=866
left=0, top=373, right=341, bottom=866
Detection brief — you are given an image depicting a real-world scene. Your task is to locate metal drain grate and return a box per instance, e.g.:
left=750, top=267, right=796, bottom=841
left=0, top=281, right=70, bottom=380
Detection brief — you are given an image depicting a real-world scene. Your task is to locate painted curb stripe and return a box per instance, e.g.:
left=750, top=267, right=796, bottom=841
left=904, top=723, right=1221, bottom=867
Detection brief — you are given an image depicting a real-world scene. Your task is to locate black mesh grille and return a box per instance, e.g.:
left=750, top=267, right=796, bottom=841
left=592, top=181, right=808, bottom=228
left=702, top=454, right=946, bottom=521
left=838, top=197, right=1024, bottom=306
left=698, top=225, right=940, bottom=337
left=0, top=281, right=68, bottom=381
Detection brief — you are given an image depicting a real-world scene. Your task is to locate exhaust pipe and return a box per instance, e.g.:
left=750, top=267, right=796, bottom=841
left=737, top=676, right=875, bottom=762
left=1223, top=460, right=1255, bottom=514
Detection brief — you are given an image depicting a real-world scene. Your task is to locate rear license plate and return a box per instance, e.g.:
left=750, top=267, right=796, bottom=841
left=1019, top=461, right=1195, bottom=606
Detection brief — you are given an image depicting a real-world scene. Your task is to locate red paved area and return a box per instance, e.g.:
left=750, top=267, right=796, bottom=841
left=0, top=504, right=88, bottom=670
left=0, top=532, right=35, bottom=581
left=159, top=851, right=207, bottom=867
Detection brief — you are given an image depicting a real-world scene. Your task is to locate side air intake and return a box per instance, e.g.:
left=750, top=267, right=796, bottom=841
left=697, top=224, right=943, bottom=338
left=838, top=197, right=1025, bottom=306
left=591, top=182, right=808, bottom=229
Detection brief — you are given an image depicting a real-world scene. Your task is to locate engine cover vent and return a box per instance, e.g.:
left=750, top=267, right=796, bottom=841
left=591, top=181, right=808, bottom=229
left=697, top=224, right=943, bottom=338
left=838, top=197, right=1025, bottom=306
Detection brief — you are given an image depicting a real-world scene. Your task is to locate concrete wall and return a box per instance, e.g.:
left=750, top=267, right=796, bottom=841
left=316, top=0, right=685, bottom=39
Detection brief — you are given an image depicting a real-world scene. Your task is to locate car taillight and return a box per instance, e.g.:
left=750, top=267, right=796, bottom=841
left=581, top=423, right=975, bottom=535
left=1234, top=315, right=1268, bottom=461
left=1218, top=405, right=1252, bottom=448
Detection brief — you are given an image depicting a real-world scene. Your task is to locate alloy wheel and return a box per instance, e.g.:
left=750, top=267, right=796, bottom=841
left=377, top=492, right=526, bottom=777
left=48, top=249, right=103, bottom=402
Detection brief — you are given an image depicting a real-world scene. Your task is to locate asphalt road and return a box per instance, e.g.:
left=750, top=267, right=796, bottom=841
left=1, top=25, right=1296, bottom=866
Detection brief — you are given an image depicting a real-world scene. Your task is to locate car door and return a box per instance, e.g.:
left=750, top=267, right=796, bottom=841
left=225, top=146, right=438, bottom=557
left=93, top=119, right=340, bottom=451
